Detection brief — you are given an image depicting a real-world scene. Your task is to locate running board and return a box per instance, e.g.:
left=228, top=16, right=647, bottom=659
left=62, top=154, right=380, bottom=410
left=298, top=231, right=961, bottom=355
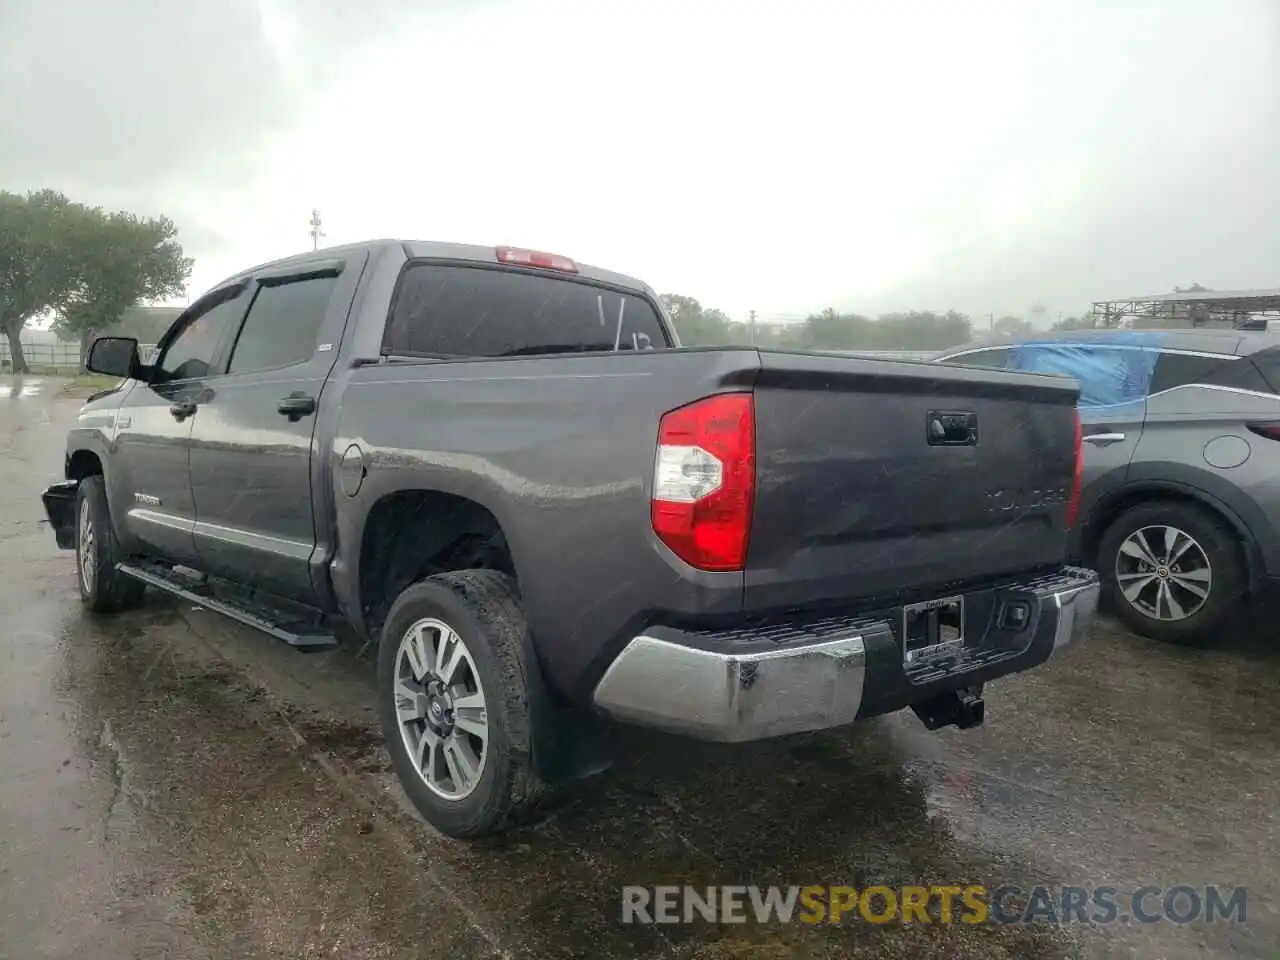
left=116, top=561, right=339, bottom=652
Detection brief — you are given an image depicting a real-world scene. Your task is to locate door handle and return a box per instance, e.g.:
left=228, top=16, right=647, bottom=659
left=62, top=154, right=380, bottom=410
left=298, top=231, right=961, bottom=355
left=169, top=400, right=197, bottom=422
left=1083, top=432, right=1126, bottom=446
left=277, top=393, right=317, bottom=422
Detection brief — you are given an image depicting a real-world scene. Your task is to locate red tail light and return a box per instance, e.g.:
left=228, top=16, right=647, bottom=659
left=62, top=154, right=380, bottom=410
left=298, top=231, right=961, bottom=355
left=1246, top=421, right=1280, bottom=442
left=651, top=393, right=755, bottom=571
left=494, top=246, right=578, bottom=272
left=1065, top=408, right=1083, bottom=530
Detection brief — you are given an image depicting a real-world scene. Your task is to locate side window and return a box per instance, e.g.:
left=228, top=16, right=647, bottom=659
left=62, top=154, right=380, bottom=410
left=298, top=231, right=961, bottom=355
left=227, top=274, right=338, bottom=375
left=944, top=347, right=1010, bottom=367
left=1248, top=348, right=1280, bottom=394
left=154, top=289, right=247, bottom=383
left=1009, top=344, right=1154, bottom=409
left=1148, top=352, right=1233, bottom=394
left=384, top=264, right=671, bottom=358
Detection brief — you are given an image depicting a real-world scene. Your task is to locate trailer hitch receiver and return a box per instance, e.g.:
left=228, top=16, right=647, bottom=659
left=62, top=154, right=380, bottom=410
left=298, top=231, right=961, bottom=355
left=911, top=685, right=985, bottom=731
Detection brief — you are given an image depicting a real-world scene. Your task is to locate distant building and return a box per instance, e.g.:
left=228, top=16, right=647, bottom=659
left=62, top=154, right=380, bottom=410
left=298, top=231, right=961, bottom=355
left=1090, top=288, right=1280, bottom=331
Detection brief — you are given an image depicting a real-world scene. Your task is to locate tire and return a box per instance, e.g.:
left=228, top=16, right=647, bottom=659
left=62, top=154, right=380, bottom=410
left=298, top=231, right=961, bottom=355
left=376, top=569, right=544, bottom=839
left=1097, top=499, right=1247, bottom=646
left=74, top=475, right=146, bottom=614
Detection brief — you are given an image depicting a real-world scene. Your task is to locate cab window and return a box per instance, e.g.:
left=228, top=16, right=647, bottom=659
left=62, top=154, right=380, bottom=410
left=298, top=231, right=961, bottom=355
left=153, top=288, right=247, bottom=383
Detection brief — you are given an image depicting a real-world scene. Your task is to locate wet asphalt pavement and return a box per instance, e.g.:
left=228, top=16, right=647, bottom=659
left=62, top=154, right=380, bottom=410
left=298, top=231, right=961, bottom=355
left=1, top=375, right=1277, bottom=960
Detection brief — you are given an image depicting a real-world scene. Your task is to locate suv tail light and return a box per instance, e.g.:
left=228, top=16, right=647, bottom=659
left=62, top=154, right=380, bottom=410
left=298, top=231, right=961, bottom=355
left=1065, top=408, right=1083, bottom=530
left=1246, top=421, right=1280, bottom=442
left=651, top=393, right=755, bottom=571
left=494, top=246, right=578, bottom=273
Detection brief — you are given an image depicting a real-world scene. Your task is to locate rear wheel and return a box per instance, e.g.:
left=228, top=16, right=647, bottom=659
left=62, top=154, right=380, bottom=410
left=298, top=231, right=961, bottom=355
left=1097, top=500, right=1246, bottom=646
left=74, top=475, right=145, bottom=614
left=376, top=570, right=543, bottom=838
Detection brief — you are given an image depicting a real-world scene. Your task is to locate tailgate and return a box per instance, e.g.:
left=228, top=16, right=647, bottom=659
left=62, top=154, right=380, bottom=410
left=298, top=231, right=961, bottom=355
left=745, top=351, right=1079, bottom=611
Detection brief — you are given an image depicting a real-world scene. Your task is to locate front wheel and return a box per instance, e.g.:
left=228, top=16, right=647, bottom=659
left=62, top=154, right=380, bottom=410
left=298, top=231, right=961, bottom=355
left=376, top=570, right=544, bottom=838
left=1097, top=500, right=1246, bottom=646
left=75, top=475, right=145, bottom=614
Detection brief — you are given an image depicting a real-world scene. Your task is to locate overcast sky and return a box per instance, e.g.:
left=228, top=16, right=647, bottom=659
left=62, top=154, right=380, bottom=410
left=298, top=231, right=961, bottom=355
left=2, top=0, right=1278, bottom=323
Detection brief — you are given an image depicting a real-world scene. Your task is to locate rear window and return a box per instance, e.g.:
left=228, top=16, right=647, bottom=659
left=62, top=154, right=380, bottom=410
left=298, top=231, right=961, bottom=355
left=383, top=263, right=670, bottom=358
left=1148, top=351, right=1229, bottom=393
left=1151, top=351, right=1274, bottom=394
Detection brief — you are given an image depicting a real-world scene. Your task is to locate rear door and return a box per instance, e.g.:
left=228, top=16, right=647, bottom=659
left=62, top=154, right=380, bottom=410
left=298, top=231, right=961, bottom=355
left=1134, top=344, right=1280, bottom=532
left=186, top=254, right=364, bottom=602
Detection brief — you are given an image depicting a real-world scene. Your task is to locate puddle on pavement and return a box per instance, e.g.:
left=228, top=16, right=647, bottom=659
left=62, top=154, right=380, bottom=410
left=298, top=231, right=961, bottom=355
left=0, top=376, right=46, bottom=398
left=50, top=607, right=500, bottom=960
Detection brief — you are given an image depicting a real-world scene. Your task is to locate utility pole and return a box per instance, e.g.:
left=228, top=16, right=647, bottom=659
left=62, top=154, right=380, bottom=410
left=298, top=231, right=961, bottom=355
left=309, top=208, right=325, bottom=251
left=749, top=309, right=757, bottom=345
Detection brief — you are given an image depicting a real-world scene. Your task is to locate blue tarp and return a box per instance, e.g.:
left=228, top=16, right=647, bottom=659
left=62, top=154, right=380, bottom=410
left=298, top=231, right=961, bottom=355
left=1007, top=331, right=1164, bottom=410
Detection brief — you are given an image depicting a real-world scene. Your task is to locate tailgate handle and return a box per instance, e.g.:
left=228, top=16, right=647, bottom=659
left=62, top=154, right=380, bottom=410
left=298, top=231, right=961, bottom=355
left=927, top=411, right=978, bottom=446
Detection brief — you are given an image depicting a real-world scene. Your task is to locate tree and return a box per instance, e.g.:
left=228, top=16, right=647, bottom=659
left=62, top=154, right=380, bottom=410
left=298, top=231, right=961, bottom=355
left=993, top=315, right=1031, bottom=337
left=783, top=309, right=875, bottom=350
left=775, top=308, right=971, bottom=352
left=658, top=293, right=747, bottom=346
left=1051, top=314, right=1096, bottom=331
left=0, top=190, right=87, bottom=373
left=55, top=209, right=192, bottom=372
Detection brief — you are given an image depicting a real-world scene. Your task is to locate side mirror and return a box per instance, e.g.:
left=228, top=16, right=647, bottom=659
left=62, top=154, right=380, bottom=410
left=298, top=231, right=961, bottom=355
left=86, top=336, right=140, bottom=379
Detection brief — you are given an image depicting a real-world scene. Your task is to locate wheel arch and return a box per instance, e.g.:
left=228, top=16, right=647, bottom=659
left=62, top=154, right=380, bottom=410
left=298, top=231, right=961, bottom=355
left=1083, top=475, right=1265, bottom=593
left=354, top=488, right=524, bottom=641
left=66, top=447, right=105, bottom=482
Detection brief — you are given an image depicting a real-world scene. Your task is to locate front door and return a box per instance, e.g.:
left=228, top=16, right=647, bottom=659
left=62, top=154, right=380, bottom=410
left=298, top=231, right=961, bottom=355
left=1007, top=340, right=1151, bottom=536
left=111, top=286, right=251, bottom=566
left=186, top=257, right=356, bottom=603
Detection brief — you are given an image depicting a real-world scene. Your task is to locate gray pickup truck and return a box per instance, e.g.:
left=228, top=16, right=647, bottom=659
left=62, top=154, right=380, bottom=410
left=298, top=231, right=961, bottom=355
left=41, top=240, right=1099, bottom=837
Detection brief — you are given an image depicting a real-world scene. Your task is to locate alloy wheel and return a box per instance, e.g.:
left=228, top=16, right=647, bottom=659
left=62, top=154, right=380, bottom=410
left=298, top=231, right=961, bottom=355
left=1115, top=524, right=1212, bottom=621
left=78, top=497, right=96, bottom=595
left=393, top=617, right=489, bottom=800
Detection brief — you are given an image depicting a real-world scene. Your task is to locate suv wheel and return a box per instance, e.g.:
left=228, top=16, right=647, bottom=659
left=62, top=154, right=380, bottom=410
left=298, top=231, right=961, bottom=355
left=75, top=475, right=146, bottom=614
left=376, top=570, right=544, bottom=838
left=1097, top=500, right=1246, bottom=645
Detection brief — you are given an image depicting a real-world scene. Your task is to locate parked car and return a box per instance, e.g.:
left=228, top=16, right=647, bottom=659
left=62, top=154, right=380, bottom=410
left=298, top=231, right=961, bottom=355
left=935, top=328, right=1280, bottom=645
left=40, top=239, right=1097, bottom=838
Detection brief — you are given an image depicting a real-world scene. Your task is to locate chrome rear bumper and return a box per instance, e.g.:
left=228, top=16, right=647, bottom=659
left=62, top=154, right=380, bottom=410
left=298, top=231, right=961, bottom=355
left=591, top=567, right=1100, bottom=742
left=592, top=632, right=867, bottom=743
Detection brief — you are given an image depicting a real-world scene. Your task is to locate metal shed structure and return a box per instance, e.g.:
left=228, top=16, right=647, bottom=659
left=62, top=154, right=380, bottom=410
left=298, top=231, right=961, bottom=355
left=1090, top=288, right=1280, bottom=331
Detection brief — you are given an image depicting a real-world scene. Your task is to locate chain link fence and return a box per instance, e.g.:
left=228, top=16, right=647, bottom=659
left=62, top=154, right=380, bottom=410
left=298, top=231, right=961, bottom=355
left=0, top=338, right=159, bottom=372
